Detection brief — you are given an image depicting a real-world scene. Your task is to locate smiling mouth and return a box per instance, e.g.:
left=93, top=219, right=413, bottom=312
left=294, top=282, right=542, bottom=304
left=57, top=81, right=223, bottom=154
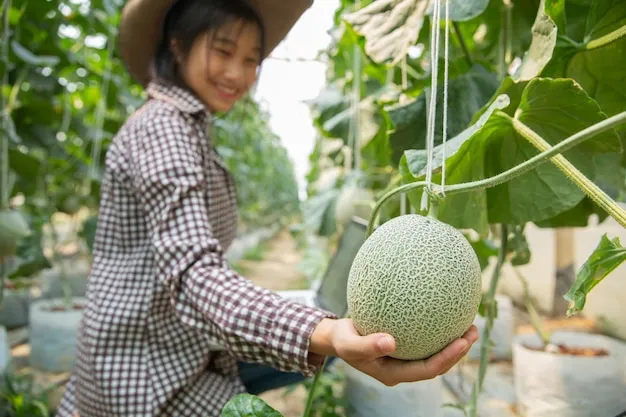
left=216, top=84, right=238, bottom=99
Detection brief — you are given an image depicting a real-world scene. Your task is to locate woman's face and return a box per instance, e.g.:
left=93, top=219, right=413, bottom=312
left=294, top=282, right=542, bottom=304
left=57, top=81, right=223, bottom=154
left=176, top=19, right=262, bottom=113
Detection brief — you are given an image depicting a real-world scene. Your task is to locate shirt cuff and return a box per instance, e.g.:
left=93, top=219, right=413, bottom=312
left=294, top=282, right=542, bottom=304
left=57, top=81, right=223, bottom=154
left=271, top=300, right=337, bottom=377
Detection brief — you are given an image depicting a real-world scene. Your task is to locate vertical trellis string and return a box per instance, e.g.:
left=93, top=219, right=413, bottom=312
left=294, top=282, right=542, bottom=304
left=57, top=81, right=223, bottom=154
left=421, top=0, right=441, bottom=211
left=421, top=0, right=450, bottom=210
left=441, top=0, right=450, bottom=196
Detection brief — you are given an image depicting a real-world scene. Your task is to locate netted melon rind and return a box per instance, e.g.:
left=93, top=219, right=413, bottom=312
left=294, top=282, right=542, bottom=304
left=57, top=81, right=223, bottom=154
left=347, top=214, right=482, bottom=360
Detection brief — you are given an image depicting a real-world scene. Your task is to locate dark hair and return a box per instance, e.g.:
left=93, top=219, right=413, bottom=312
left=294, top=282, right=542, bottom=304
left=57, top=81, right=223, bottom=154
left=152, top=0, right=266, bottom=86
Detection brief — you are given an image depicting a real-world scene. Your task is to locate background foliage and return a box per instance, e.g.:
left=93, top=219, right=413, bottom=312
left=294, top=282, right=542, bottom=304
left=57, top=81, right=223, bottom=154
left=1, top=0, right=301, bottom=284
left=302, top=0, right=626, bottom=243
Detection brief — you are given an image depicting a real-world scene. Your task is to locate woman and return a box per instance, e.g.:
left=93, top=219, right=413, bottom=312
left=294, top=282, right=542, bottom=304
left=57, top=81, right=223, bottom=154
left=56, top=0, right=478, bottom=415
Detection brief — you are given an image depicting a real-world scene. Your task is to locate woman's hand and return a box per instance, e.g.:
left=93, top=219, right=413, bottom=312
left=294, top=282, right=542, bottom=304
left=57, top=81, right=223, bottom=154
left=310, top=318, right=478, bottom=386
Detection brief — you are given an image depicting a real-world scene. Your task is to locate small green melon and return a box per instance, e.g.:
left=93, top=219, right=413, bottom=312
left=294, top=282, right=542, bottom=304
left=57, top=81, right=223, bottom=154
left=0, top=209, right=32, bottom=257
left=346, top=214, right=482, bottom=360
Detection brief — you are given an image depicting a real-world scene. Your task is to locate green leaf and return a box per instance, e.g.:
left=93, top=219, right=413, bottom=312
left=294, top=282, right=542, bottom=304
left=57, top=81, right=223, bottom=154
left=541, top=0, right=626, bottom=122
left=401, top=93, right=509, bottom=178
left=221, top=393, right=284, bottom=417
left=11, top=41, right=61, bottom=67
left=516, top=0, right=558, bottom=81
left=9, top=220, right=52, bottom=279
left=9, top=148, right=42, bottom=180
left=343, top=0, right=430, bottom=65
left=478, top=293, right=498, bottom=319
left=564, top=234, right=626, bottom=317
left=544, top=0, right=566, bottom=34
left=508, top=225, right=531, bottom=266
left=400, top=77, right=623, bottom=234
left=465, top=233, right=499, bottom=270
left=388, top=65, right=500, bottom=165
left=322, top=96, right=383, bottom=150
left=426, top=0, right=490, bottom=22
left=301, top=188, right=340, bottom=237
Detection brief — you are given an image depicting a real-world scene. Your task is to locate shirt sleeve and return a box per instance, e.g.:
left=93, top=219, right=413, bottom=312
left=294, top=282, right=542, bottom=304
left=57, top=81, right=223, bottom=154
left=129, top=113, right=335, bottom=377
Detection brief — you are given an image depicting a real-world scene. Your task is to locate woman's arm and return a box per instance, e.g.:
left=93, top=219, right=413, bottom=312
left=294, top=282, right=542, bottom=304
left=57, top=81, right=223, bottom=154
left=129, top=110, right=479, bottom=384
left=129, top=112, right=334, bottom=377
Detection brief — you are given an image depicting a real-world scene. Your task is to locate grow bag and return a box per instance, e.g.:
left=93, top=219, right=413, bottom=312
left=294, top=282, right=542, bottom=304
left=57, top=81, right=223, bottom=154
left=39, top=263, right=90, bottom=300
left=0, top=289, right=32, bottom=329
left=0, top=326, right=11, bottom=376
left=28, top=297, right=86, bottom=372
left=513, top=331, right=626, bottom=417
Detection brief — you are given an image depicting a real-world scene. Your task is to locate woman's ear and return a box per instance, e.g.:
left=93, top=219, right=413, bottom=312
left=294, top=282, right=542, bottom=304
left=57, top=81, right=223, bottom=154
left=169, top=39, right=183, bottom=64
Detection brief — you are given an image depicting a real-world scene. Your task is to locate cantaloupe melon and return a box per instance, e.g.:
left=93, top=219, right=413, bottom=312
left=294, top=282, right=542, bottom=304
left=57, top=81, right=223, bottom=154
left=346, top=214, right=482, bottom=360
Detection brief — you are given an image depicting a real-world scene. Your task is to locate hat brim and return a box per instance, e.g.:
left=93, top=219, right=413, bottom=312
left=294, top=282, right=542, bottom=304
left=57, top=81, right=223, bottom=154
left=119, top=0, right=313, bottom=87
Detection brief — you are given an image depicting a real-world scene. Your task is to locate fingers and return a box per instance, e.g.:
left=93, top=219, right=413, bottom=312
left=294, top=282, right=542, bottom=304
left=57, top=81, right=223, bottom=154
left=332, top=319, right=396, bottom=361
left=357, top=325, right=480, bottom=386
left=379, top=337, right=470, bottom=384
left=462, top=325, right=480, bottom=344
left=421, top=325, right=479, bottom=377
left=338, top=331, right=396, bottom=360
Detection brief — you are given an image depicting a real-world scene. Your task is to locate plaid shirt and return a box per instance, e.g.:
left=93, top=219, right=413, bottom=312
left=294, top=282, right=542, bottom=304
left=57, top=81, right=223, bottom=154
left=56, top=81, right=334, bottom=417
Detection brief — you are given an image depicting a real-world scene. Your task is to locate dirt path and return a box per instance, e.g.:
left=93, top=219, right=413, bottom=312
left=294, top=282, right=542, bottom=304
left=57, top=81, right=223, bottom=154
left=235, top=229, right=309, bottom=291
left=236, top=228, right=313, bottom=416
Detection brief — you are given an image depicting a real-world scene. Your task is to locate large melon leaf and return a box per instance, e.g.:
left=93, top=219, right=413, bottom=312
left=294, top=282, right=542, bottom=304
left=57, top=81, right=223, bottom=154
left=221, top=393, right=284, bottom=417
left=400, top=77, right=623, bottom=235
left=425, top=0, right=490, bottom=22
left=387, top=65, right=499, bottom=165
left=541, top=0, right=626, bottom=123
left=516, top=0, right=559, bottom=81
left=343, top=0, right=430, bottom=65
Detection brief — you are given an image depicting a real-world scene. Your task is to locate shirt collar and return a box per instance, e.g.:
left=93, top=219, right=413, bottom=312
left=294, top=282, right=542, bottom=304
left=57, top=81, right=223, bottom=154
left=146, top=80, right=212, bottom=120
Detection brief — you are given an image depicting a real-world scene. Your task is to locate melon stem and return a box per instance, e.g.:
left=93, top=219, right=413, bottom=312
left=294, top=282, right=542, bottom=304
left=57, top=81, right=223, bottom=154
left=303, top=356, right=328, bottom=417
left=427, top=194, right=440, bottom=219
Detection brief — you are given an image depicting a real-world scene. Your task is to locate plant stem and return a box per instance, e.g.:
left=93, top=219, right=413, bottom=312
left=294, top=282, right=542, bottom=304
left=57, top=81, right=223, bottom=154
left=1, top=0, right=10, bottom=210
left=0, top=259, right=5, bottom=307
left=466, top=224, right=508, bottom=417
left=586, top=24, right=626, bottom=50
left=511, top=117, right=626, bottom=228
left=303, top=357, right=328, bottom=417
left=366, top=110, right=626, bottom=235
left=452, top=22, right=472, bottom=67
left=0, top=0, right=10, bottom=307
left=513, top=268, right=551, bottom=346
left=49, top=220, right=73, bottom=308
left=427, top=197, right=439, bottom=218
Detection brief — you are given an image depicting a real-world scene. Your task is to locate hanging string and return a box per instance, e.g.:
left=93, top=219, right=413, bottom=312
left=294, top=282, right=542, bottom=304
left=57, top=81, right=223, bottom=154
left=347, top=0, right=362, bottom=177
left=421, top=0, right=441, bottom=211
left=440, top=0, right=449, bottom=196
left=1, top=0, right=10, bottom=209
left=401, top=57, right=408, bottom=215
left=420, top=0, right=451, bottom=211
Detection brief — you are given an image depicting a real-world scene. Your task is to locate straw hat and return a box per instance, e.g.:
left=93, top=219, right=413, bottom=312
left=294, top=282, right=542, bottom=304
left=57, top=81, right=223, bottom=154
left=119, top=0, right=313, bottom=86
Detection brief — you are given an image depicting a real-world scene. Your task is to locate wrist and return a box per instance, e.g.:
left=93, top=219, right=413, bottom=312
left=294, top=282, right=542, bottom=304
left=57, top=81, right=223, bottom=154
left=309, top=318, right=337, bottom=357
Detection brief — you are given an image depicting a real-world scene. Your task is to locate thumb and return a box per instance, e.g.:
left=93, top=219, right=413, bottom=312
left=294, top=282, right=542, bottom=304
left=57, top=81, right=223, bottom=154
left=356, top=333, right=396, bottom=360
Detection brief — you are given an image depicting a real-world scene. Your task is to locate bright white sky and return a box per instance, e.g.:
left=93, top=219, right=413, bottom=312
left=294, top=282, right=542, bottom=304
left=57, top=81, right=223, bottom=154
left=253, top=0, right=340, bottom=199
